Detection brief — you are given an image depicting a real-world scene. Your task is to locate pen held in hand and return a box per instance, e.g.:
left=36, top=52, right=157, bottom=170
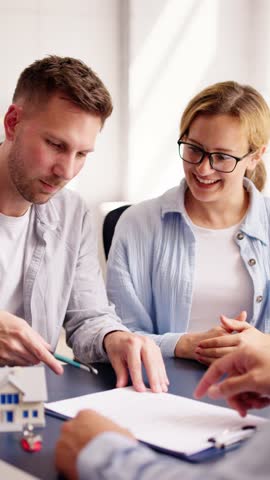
left=53, top=353, right=98, bottom=375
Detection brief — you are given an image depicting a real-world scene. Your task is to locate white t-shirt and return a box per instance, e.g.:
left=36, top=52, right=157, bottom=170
left=188, top=221, right=253, bottom=333
left=0, top=208, right=34, bottom=317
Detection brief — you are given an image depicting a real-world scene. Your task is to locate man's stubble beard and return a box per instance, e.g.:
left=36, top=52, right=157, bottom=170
left=7, top=141, right=64, bottom=204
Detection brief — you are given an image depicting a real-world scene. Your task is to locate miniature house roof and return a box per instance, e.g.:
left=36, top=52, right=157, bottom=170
left=0, top=366, right=48, bottom=402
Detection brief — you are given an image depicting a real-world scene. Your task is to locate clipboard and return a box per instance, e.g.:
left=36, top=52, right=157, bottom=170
left=46, top=406, right=255, bottom=463
left=139, top=425, right=256, bottom=463
left=46, top=409, right=69, bottom=422
left=45, top=387, right=267, bottom=463
left=140, top=440, right=239, bottom=463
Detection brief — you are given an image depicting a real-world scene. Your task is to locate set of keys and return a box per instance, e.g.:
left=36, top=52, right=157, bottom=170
left=20, top=424, right=43, bottom=453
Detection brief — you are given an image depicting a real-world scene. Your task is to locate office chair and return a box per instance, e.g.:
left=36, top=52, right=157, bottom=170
left=103, top=205, right=131, bottom=260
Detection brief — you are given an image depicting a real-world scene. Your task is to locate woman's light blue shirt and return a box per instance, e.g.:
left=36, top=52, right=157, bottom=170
left=106, top=178, right=270, bottom=357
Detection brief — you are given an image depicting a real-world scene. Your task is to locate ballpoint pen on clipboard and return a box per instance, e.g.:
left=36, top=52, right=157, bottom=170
left=208, top=425, right=256, bottom=449
left=54, top=353, right=98, bottom=375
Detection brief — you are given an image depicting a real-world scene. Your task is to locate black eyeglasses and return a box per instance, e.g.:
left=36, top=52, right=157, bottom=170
left=177, top=140, right=251, bottom=173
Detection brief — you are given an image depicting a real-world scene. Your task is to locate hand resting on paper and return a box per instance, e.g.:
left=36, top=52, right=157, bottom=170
left=103, top=331, right=169, bottom=393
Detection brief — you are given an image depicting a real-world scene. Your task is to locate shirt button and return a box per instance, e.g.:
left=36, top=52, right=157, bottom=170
left=248, top=258, right=256, bottom=266
left=237, top=232, right=244, bottom=240
left=256, top=295, right=263, bottom=303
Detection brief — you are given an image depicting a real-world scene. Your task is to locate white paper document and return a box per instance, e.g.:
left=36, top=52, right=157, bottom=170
left=46, top=387, right=267, bottom=457
left=0, top=460, right=39, bottom=480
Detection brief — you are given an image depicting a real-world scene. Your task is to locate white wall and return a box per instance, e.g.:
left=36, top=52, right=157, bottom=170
left=126, top=0, right=270, bottom=202
left=0, top=0, right=124, bottom=206
left=1, top=0, right=270, bottom=207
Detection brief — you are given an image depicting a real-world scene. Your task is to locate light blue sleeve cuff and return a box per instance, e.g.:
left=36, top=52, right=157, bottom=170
left=77, top=431, right=201, bottom=480
left=159, top=332, right=184, bottom=357
left=132, top=331, right=183, bottom=357
left=77, top=432, right=138, bottom=480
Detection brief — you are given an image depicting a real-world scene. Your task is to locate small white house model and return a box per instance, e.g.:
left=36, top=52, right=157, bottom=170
left=0, top=366, right=47, bottom=431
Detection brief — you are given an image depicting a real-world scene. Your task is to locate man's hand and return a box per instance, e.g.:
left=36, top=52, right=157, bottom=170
left=194, top=345, right=270, bottom=416
left=0, top=311, right=63, bottom=374
left=195, top=311, right=270, bottom=365
left=103, top=331, right=169, bottom=393
left=55, top=409, right=135, bottom=480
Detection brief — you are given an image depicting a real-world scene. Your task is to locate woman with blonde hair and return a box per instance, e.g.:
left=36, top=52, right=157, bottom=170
left=107, top=81, right=270, bottom=364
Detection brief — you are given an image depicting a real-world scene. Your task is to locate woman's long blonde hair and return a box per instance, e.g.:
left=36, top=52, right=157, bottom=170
left=180, top=81, right=270, bottom=191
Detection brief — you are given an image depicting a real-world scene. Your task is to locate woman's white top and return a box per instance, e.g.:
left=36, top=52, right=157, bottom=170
left=188, top=221, right=253, bottom=332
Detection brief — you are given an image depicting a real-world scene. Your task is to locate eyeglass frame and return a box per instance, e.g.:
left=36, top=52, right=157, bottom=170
left=177, top=140, right=252, bottom=173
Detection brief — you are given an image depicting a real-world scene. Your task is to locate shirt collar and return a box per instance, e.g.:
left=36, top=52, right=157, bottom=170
left=34, top=195, right=60, bottom=231
left=161, top=177, right=268, bottom=245
left=241, top=178, right=268, bottom=244
left=161, top=179, right=187, bottom=217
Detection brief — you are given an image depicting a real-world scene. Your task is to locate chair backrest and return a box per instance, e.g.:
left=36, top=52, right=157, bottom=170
left=102, top=205, right=131, bottom=260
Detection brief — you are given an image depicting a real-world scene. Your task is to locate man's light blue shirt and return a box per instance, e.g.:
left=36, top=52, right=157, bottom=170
left=107, top=178, right=270, bottom=357
left=21, top=188, right=128, bottom=363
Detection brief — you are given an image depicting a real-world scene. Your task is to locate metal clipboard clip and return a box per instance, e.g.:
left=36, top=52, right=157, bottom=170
left=208, top=425, right=256, bottom=449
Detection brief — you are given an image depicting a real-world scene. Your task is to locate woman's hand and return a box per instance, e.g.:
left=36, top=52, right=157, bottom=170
left=174, top=311, right=246, bottom=360
left=195, top=312, right=270, bottom=365
left=174, top=326, right=231, bottom=360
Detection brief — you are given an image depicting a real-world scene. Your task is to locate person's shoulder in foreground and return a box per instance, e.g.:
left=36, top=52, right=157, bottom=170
left=55, top=343, right=270, bottom=480
left=78, top=424, right=270, bottom=480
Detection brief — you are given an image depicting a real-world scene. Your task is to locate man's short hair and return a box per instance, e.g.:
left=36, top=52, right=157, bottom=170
left=13, top=55, right=113, bottom=125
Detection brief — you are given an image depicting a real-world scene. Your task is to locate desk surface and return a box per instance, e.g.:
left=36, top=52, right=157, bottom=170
left=1, top=358, right=270, bottom=479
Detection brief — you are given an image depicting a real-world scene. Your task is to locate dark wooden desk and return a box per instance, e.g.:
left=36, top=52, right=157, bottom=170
left=0, top=358, right=269, bottom=479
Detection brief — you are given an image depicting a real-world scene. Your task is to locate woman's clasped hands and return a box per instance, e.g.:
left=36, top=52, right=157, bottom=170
left=195, top=310, right=270, bottom=365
